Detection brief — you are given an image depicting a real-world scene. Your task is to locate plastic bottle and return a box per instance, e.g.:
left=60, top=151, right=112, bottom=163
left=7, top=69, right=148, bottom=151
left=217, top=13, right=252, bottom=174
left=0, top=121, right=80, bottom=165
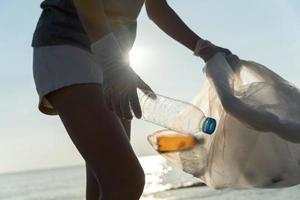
left=138, top=90, right=216, bottom=135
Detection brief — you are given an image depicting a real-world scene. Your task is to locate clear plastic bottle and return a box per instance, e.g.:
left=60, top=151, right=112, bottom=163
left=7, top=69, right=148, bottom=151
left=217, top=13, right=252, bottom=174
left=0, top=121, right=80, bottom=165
left=138, top=90, right=216, bottom=135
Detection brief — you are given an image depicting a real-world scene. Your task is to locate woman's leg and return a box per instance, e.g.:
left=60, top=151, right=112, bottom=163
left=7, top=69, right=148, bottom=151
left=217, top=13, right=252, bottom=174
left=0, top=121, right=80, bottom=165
left=85, top=119, right=132, bottom=200
left=86, top=163, right=101, bottom=200
left=47, top=83, right=144, bottom=200
left=120, top=119, right=131, bottom=139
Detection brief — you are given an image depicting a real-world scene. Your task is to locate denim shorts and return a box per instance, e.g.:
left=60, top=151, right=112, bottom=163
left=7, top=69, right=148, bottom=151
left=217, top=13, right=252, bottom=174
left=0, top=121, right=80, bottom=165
left=32, top=45, right=103, bottom=115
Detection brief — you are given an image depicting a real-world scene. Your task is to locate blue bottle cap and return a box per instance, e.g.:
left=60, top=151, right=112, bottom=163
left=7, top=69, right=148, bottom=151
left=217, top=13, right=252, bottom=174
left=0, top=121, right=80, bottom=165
left=202, top=117, right=217, bottom=135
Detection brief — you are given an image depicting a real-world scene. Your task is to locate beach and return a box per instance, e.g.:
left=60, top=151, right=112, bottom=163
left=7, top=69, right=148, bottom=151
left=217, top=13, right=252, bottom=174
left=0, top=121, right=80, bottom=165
left=0, top=155, right=299, bottom=200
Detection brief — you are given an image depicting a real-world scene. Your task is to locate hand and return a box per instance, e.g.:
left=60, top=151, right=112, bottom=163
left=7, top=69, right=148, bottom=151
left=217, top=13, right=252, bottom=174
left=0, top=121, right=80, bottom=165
left=199, top=45, right=232, bottom=62
left=195, top=40, right=232, bottom=62
left=103, top=66, right=155, bottom=120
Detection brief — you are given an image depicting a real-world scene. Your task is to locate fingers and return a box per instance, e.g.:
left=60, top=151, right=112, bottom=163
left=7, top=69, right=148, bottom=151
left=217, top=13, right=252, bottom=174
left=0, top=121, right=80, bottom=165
left=120, top=95, right=133, bottom=120
left=137, top=77, right=157, bottom=99
left=217, top=47, right=232, bottom=56
left=112, top=92, right=122, bottom=117
left=129, top=89, right=142, bottom=119
left=103, top=83, right=142, bottom=119
left=198, top=47, right=216, bottom=62
left=103, top=87, right=132, bottom=119
left=199, top=46, right=232, bottom=62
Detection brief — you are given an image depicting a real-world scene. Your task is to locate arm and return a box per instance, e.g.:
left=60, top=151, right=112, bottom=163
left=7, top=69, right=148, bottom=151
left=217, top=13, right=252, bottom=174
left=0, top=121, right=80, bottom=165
left=145, top=0, right=231, bottom=61
left=72, top=0, right=154, bottom=120
left=73, top=0, right=110, bottom=42
left=145, top=0, right=200, bottom=51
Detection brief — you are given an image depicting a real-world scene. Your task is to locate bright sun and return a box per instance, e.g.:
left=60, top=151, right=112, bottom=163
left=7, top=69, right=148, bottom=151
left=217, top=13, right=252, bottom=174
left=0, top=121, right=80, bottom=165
left=129, top=47, right=147, bottom=69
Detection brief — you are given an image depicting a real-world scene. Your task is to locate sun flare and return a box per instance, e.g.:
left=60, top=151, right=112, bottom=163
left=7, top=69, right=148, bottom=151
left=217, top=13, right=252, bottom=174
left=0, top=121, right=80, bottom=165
left=129, top=47, right=147, bottom=69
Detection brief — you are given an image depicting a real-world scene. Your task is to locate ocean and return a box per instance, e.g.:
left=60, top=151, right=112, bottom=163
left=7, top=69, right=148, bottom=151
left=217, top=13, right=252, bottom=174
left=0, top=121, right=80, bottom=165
left=0, top=155, right=299, bottom=200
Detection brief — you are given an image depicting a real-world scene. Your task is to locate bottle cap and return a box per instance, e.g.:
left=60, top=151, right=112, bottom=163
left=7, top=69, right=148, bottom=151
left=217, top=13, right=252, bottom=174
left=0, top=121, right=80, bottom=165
left=202, top=117, right=217, bottom=135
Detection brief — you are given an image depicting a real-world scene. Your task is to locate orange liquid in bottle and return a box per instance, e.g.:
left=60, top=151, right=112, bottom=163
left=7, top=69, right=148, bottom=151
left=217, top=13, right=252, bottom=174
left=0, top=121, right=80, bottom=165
left=157, top=133, right=196, bottom=152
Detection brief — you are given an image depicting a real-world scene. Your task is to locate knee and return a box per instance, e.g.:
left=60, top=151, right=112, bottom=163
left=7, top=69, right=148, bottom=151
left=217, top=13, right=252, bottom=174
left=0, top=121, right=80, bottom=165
left=92, top=161, right=145, bottom=200
left=119, top=163, right=145, bottom=200
left=132, top=164, right=146, bottom=196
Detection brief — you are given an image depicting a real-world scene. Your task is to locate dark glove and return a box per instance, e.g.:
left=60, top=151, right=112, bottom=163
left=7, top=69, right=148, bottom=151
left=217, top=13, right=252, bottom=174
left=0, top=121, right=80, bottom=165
left=91, top=33, right=155, bottom=119
left=194, top=39, right=232, bottom=62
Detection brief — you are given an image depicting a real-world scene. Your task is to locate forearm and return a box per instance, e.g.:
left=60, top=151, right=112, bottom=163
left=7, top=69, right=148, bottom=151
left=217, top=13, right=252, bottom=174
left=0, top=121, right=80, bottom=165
left=73, top=0, right=111, bottom=43
left=145, top=0, right=202, bottom=52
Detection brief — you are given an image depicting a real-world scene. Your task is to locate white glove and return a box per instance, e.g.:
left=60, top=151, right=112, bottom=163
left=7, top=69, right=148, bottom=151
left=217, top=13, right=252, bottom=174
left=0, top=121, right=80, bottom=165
left=91, top=33, right=154, bottom=119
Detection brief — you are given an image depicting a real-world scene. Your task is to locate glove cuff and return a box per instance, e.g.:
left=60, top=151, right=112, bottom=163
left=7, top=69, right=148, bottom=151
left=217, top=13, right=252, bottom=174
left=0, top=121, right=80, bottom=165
left=91, top=33, right=127, bottom=72
left=194, top=39, right=213, bottom=57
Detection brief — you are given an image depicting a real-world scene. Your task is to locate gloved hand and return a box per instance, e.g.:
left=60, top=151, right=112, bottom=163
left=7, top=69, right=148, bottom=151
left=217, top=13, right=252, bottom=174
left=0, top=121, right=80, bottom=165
left=91, top=33, right=155, bottom=119
left=194, top=39, right=232, bottom=62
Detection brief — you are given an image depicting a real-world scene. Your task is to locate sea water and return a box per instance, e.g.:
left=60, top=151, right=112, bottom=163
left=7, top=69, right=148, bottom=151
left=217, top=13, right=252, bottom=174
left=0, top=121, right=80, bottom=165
left=0, top=155, right=299, bottom=200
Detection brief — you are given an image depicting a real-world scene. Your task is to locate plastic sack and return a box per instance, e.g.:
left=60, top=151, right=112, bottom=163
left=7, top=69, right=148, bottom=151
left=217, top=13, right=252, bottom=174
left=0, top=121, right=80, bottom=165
left=148, top=53, right=300, bottom=188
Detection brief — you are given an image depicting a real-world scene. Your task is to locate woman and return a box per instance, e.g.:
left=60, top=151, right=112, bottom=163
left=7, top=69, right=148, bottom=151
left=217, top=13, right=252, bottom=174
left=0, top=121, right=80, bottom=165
left=32, top=0, right=231, bottom=199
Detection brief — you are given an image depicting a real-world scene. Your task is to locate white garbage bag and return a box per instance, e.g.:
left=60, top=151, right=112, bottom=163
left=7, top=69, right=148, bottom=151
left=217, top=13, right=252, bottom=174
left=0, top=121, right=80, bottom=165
left=148, top=53, right=300, bottom=188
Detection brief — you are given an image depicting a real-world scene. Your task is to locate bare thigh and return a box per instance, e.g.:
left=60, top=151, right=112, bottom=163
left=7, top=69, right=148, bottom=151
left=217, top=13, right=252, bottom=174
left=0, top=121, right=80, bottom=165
left=47, top=83, right=144, bottom=200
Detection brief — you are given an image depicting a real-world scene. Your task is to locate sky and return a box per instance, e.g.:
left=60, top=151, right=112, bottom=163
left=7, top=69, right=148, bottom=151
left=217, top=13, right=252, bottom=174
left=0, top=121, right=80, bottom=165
left=0, top=0, right=300, bottom=174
